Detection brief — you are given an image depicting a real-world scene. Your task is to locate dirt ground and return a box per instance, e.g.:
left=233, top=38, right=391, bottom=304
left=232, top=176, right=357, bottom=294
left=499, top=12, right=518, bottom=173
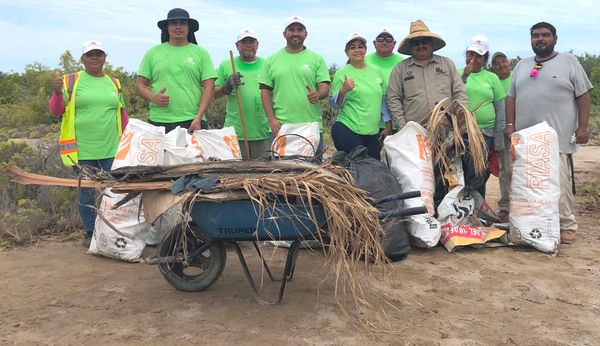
left=1, top=146, right=599, bottom=346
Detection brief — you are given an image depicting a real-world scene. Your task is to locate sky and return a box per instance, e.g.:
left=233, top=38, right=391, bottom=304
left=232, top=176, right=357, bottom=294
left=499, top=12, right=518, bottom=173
left=1, top=0, right=599, bottom=73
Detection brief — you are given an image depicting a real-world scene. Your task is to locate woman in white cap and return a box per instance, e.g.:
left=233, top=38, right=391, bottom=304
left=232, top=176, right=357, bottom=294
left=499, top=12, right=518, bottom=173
left=460, top=34, right=506, bottom=198
left=329, top=33, right=392, bottom=160
left=48, top=40, right=128, bottom=247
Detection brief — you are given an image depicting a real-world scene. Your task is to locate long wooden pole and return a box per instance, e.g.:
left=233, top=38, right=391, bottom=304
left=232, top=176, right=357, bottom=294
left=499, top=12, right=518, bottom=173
left=229, top=50, right=251, bottom=160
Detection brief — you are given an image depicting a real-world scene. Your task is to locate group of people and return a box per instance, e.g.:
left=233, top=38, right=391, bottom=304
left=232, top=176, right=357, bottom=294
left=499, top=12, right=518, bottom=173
left=49, top=8, right=592, bottom=247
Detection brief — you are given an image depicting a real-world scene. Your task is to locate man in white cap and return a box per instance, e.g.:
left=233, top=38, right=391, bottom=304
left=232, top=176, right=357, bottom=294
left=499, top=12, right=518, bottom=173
left=387, top=19, right=467, bottom=129
left=214, top=28, right=271, bottom=159
left=365, top=28, right=404, bottom=81
left=505, top=22, right=592, bottom=244
left=258, top=15, right=331, bottom=154
left=365, top=28, right=404, bottom=134
left=136, top=8, right=216, bottom=134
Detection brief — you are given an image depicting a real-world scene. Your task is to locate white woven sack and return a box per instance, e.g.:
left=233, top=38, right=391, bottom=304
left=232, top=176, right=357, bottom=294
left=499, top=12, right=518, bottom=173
left=509, top=121, right=560, bottom=254
left=383, top=121, right=440, bottom=248
left=89, top=188, right=148, bottom=261
left=273, top=122, right=320, bottom=157
left=112, top=119, right=165, bottom=169
left=189, top=127, right=242, bottom=160
left=163, top=127, right=203, bottom=165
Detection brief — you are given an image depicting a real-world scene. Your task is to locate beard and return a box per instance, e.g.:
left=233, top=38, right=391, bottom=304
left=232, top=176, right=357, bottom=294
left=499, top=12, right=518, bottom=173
left=532, top=43, right=555, bottom=57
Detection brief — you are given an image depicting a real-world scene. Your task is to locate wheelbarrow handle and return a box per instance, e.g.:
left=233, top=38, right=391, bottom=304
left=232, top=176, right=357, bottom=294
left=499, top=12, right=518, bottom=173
left=371, top=191, right=421, bottom=206
left=379, top=206, right=428, bottom=219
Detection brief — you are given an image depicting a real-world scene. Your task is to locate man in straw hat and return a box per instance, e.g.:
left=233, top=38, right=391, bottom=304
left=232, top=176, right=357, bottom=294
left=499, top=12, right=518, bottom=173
left=387, top=20, right=467, bottom=129
left=258, top=15, right=330, bottom=154
left=214, top=28, right=271, bottom=159
left=136, top=8, right=216, bottom=134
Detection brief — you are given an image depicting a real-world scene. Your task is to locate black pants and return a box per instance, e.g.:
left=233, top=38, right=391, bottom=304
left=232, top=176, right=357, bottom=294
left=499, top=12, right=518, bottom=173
left=331, top=121, right=381, bottom=160
left=148, top=119, right=208, bottom=133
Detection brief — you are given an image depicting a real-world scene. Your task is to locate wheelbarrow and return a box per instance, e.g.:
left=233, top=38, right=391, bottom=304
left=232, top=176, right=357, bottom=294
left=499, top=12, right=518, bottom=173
left=156, top=191, right=427, bottom=304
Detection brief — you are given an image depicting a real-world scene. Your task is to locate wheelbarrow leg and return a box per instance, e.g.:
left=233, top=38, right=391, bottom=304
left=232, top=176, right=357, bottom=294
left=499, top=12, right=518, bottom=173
left=230, top=240, right=302, bottom=305
left=251, top=240, right=279, bottom=282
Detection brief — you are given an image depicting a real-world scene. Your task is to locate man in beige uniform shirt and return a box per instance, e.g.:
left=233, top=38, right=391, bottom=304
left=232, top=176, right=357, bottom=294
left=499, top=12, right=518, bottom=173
left=387, top=20, right=467, bottom=129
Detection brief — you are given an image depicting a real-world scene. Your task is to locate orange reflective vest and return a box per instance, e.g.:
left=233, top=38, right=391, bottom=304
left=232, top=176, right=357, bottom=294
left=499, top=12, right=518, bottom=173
left=59, top=72, right=123, bottom=166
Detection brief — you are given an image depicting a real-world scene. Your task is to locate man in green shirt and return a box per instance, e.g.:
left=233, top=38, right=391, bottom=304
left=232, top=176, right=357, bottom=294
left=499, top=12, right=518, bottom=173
left=365, top=28, right=404, bottom=133
left=490, top=52, right=513, bottom=222
left=259, top=15, right=331, bottom=155
left=136, top=8, right=216, bottom=134
left=215, top=28, right=271, bottom=159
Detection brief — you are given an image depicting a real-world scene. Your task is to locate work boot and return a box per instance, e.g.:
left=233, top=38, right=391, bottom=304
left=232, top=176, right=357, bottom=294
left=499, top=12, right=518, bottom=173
left=560, top=230, right=576, bottom=244
left=82, top=232, right=93, bottom=248
left=497, top=210, right=509, bottom=224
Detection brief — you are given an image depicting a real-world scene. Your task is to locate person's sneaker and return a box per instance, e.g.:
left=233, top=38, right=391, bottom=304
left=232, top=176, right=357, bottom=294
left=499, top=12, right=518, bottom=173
left=560, top=230, right=576, bottom=244
left=497, top=210, right=509, bottom=224
left=82, top=233, right=93, bottom=248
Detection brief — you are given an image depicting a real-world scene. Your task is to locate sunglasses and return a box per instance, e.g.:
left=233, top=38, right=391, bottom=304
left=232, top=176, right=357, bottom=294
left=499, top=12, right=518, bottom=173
left=84, top=50, right=105, bottom=58
left=530, top=63, right=543, bottom=77
left=410, top=38, right=433, bottom=46
left=376, top=36, right=394, bottom=43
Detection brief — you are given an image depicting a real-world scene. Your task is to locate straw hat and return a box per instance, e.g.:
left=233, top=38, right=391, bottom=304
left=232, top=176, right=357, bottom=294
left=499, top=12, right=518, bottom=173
left=397, top=20, right=446, bottom=55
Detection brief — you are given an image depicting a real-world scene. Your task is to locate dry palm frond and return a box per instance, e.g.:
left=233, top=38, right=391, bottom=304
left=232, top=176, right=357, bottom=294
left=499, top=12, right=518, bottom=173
left=425, top=97, right=487, bottom=179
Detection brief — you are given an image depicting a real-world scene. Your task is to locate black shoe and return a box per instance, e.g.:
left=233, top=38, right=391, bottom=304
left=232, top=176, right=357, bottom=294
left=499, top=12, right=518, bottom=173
left=82, top=233, right=92, bottom=248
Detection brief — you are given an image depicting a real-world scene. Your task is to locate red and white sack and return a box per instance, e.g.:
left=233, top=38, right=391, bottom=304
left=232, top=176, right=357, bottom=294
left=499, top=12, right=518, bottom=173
left=273, top=122, right=320, bottom=157
left=163, top=126, right=203, bottom=165
left=112, top=119, right=165, bottom=169
left=189, top=127, right=242, bottom=160
left=383, top=121, right=440, bottom=248
left=89, top=188, right=148, bottom=262
left=440, top=224, right=505, bottom=252
left=509, top=121, right=560, bottom=254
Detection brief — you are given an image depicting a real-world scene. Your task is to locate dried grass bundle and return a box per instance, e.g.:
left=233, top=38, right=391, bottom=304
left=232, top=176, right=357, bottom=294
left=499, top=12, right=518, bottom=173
left=425, top=97, right=487, bottom=178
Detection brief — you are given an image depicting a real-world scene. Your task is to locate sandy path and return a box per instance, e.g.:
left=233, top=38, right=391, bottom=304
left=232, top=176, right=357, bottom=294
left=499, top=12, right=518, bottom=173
left=1, top=146, right=599, bottom=345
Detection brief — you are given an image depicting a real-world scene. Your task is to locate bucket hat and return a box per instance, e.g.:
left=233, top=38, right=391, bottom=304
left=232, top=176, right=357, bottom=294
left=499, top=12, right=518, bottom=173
left=397, top=20, right=445, bottom=55
left=158, top=8, right=199, bottom=44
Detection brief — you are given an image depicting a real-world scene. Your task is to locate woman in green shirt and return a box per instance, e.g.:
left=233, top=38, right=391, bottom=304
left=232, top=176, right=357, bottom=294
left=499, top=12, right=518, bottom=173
left=330, top=33, right=392, bottom=160
left=460, top=35, right=506, bottom=198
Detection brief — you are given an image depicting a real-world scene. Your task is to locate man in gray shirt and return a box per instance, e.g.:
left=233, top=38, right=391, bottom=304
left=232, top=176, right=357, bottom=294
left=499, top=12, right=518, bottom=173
left=387, top=19, right=467, bottom=129
left=505, top=22, right=593, bottom=244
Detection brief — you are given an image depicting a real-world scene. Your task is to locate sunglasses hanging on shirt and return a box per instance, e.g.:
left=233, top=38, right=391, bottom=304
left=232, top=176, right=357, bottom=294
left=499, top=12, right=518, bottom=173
left=530, top=63, right=543, bottom=77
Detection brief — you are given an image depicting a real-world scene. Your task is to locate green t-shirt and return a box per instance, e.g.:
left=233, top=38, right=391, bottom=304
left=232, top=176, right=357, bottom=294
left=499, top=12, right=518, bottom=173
left=459, top=68, right=506, bottom=129
left=216, top=57, right=270, bottom=141
left=332, top=64, right=386, bottom=135
left=258, top=48, right=330, bottom=131
left=499, top=72, right=512, bottom=93
left=66, top=71, right=123, bottom=160
left=137, top=43, right=216, bottom=123
left=365, top=53, right=403, bottom=129
left=364, top=53, right=403, bottom=83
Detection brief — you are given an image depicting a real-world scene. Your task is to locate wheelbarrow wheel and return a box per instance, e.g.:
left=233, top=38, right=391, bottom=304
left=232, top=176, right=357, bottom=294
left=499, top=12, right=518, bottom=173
left=158, top=223, right=226, bottom=292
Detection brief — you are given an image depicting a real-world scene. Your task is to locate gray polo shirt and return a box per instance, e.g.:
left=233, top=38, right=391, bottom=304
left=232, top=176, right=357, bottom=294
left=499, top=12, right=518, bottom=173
left=387, top=54, right=467, bottom=128
left=509, top=53, right=592, bottom=154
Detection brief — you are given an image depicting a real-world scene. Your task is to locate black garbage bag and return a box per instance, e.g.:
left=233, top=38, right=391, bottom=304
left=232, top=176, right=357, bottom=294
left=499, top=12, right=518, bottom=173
left=331, top=146, right=410, bottom=261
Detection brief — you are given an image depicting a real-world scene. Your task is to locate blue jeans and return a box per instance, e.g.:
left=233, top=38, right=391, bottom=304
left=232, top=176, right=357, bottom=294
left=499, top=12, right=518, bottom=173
left=73, top=158, right=114, bottom=235
left=331, top=122, right=381, bottom=160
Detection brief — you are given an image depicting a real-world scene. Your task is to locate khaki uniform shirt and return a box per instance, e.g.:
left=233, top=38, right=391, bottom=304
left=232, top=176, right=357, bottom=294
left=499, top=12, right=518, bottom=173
left=387, top=54, right=467, bottom=128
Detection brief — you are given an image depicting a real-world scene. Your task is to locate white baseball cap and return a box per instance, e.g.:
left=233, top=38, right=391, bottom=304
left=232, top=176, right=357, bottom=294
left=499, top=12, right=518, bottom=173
left=237, top=28, right=258, bottom=42
left=376, top=28, right=394, bottom=39
left=345, top=32, right=367, bottom=46
left=467, top=34, right=489, bottom=55
left=81, top=40, right=105, bottom=55
left=285, top=15, right=306, bottom=29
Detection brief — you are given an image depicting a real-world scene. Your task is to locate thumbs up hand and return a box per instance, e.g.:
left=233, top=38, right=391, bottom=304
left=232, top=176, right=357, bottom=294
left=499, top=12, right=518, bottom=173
left=154, top=86, right=170, bottom=107
left=306, top=85, right=319, bottom=104
left=340, top=75, right=355, bottom=94
left=53, top=70, right=63, bottom=93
